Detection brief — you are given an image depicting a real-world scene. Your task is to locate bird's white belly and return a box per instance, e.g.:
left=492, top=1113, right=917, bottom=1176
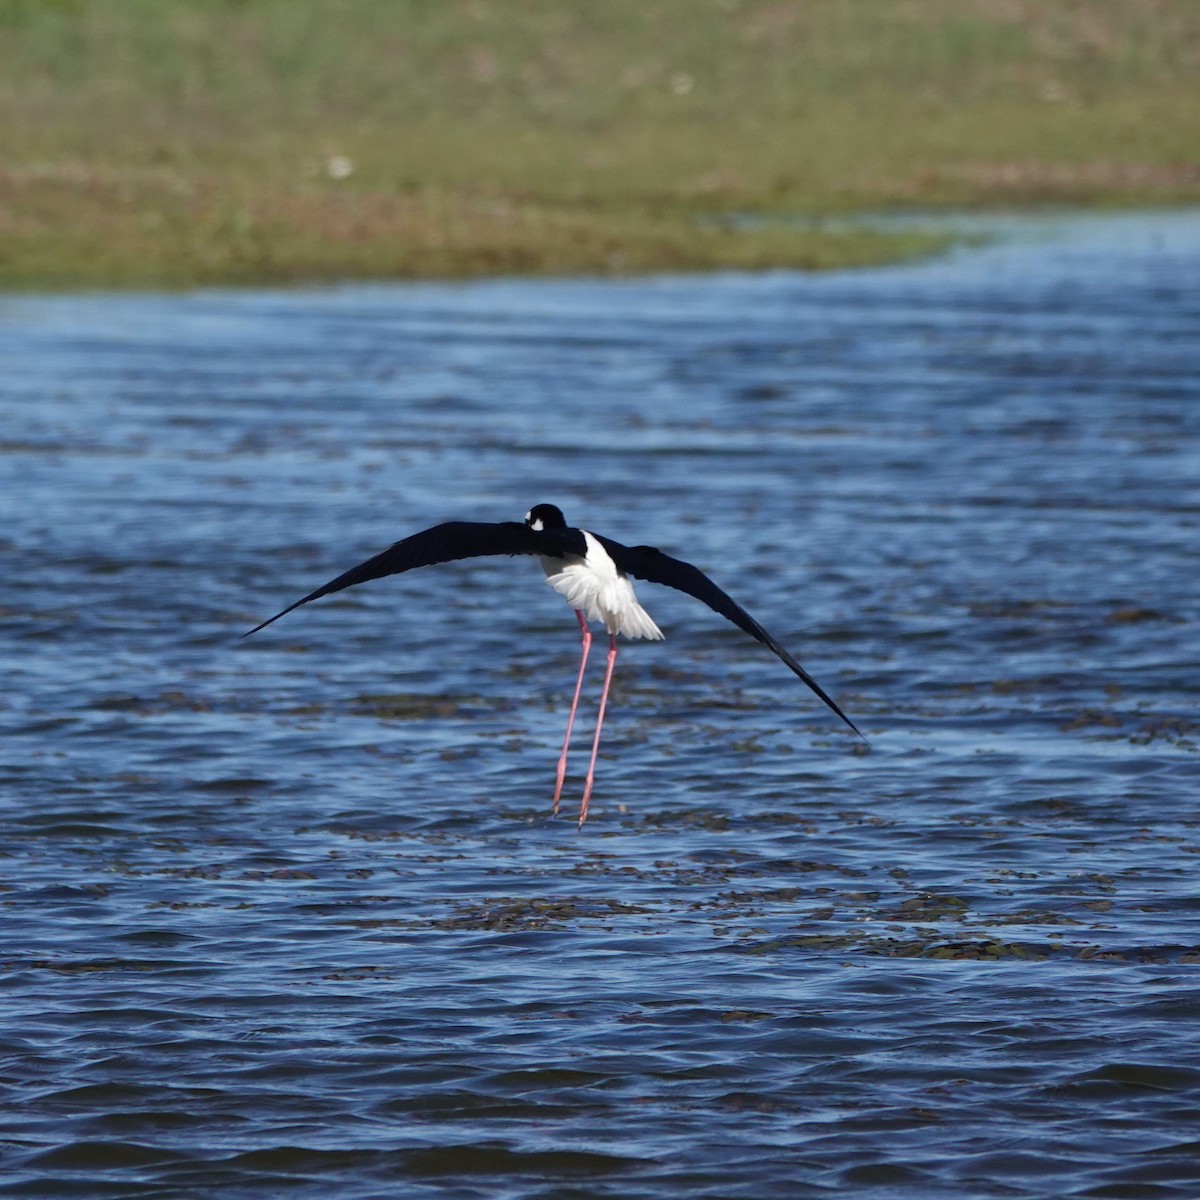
left=541, top=531, right=664, bottom=640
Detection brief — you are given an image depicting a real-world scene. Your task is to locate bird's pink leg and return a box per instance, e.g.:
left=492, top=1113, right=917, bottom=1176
left=579, top=633, right=618, bottom=828
left=553, top=610, right=591, bottom=816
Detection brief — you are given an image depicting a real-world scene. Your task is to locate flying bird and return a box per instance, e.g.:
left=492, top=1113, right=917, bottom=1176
left=245, top=503, right=861, bottom=826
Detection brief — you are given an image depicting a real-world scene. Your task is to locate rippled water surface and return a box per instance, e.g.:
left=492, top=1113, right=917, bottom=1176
left=3, top=212, right=1199, bottom=1198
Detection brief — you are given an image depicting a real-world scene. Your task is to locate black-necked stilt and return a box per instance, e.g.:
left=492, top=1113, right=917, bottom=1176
left=245, top=503, right=861, bottom=826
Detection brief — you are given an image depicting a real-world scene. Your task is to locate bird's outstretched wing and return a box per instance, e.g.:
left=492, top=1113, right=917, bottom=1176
left=244, top=520, right=561, bottom=637
left=596, top=536, right=863, bottom=737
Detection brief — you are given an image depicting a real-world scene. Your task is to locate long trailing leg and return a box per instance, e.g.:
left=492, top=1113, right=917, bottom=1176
left=553, top=609, right=591, bottom=816
left=579, top=632, right=618, bottom=828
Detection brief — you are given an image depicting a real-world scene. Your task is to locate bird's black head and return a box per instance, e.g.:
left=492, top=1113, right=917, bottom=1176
left=525, top=503, right=567, bottom=532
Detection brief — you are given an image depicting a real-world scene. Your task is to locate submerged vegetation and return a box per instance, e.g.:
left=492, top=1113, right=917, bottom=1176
left=1, top=0, right=1198, bottom=287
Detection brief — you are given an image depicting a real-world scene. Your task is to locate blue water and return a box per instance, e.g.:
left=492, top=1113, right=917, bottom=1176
left=2, top=211, right=1199, bottom=1198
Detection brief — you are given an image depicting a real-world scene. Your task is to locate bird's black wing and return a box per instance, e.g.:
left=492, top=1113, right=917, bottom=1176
left=244, top=520, right=556, bottom=637
left=595, top=535, right=863, bottom=737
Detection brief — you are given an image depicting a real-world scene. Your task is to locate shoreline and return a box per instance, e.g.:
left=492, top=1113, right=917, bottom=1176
left=6, top=198, right=1200, bottom=295
left=4, top=1, right=1198, bottom=290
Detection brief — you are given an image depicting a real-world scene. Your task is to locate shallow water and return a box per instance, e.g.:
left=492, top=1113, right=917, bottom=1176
left=2, top=211, right=1199, bottom=1198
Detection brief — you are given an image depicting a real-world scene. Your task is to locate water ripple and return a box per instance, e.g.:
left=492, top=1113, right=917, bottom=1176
left=2, top=211, right=1199, bottom=1198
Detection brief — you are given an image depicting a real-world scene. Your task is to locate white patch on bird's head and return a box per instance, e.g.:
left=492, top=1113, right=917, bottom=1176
left=525, top=503, right=566, bottom=532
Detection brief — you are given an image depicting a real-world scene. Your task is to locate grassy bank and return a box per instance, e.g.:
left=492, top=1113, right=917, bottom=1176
left=1, top=0, right=1198, bottom=288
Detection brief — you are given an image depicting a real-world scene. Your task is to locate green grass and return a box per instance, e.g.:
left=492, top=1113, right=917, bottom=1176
left=1, top=0, right=1198, bottom=288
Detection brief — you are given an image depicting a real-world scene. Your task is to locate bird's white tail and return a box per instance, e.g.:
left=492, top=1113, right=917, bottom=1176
left=543, top=570, right=664, bottom=640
